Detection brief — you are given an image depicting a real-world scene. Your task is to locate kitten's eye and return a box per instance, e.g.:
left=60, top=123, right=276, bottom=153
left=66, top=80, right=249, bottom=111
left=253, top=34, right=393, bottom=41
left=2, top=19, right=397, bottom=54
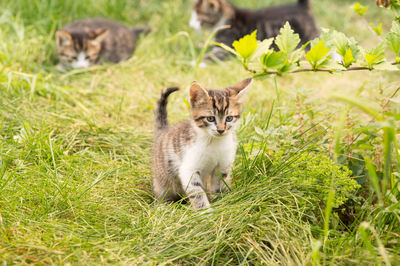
left=206, top=116, right=215, bottom=122
left=226, top=116, right=233, bottom=122
left=71, top=56, right=77, bottom=60
left=85, top=56, right=90, bottom=60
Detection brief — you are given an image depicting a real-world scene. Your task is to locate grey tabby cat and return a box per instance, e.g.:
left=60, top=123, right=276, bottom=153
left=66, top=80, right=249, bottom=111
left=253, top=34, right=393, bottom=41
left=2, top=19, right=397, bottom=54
left=56, top=18, right=150, bottom=69
left=152, top=78, right=252, bottom=210
left=190, top=0, right=319, bottom=60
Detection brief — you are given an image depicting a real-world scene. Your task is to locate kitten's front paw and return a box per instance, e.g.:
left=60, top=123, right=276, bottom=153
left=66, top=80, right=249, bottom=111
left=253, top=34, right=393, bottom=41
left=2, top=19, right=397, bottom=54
left=199, top=206, right=213, bottom=214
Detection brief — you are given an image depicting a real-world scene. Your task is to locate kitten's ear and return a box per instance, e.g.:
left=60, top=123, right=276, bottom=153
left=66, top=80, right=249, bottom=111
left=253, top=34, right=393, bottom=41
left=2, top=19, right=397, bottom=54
left=189, top=82, right=209, bottom=105
left=92, top=29, right=109, bottom=45
left=226, top=78, right=253, bottom=101
left=56, top=30, right=72, bottom=47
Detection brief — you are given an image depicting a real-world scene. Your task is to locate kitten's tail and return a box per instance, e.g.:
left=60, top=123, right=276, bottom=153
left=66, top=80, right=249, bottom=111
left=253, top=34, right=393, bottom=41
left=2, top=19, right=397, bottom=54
left=155, top=87, right=180, bottom=134
left=298, top=0, right=310, bottom=8
left=131, top=26, right=151, bottom=37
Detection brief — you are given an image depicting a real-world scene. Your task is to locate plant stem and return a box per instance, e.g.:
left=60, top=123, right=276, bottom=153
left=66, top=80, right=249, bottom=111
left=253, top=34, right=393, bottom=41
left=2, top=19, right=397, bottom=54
left=246, top=62, right=399, bottom=75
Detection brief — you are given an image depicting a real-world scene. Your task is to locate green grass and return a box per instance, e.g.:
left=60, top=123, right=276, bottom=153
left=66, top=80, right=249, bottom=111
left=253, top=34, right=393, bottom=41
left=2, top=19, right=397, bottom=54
left=0, top=0, right=399, bottom=264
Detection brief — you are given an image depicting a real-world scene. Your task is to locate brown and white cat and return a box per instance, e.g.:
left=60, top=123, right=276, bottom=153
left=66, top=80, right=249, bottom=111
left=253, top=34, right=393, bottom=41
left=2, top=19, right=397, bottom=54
left=190, top=0, right=319, bottom=60
left=152, top=78, right=252, bottom=210
left=56, top=18, right=150, bottom=69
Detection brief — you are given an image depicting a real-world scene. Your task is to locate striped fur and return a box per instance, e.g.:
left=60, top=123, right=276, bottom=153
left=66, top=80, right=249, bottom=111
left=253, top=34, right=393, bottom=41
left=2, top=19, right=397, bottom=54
left=56, top=19, right=149, bottom=69
left=152, top=78, right=252, bottom=210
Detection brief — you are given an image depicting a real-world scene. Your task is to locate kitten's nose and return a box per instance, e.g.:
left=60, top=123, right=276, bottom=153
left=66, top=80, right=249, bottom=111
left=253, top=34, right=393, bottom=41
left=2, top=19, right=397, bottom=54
left=217, top=129, right=225, bottom=134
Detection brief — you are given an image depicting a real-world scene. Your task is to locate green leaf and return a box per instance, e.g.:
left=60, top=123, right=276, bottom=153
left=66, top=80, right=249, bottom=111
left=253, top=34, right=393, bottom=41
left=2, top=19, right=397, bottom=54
left=343, top=48, right=354, bottom=67
left=261, top=51, right=286, bottom=69
left=386, top=22, right=400, bottom=56
left=392, top=20, right=400, bottom=34
left=274, top=22, right=300, bottom=53
left=371, top=23, right=383, bottom=35
left=353, top=3, right=368, bottom=16
left=290, top=49, right=305, bottom=65
left=232, top=30, right=258, bottom=60
left=330, top=31, right=360, bottom=61
left=250, top=38, right=274, bottom=61
left=305, top=41, right=330, bottom=69
left=362, top=42, right=385, bottom=69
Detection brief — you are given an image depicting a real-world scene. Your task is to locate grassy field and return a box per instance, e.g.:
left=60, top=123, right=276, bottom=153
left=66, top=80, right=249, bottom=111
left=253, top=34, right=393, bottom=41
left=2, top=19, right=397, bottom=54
left=0, top=0, right=399, bottom=264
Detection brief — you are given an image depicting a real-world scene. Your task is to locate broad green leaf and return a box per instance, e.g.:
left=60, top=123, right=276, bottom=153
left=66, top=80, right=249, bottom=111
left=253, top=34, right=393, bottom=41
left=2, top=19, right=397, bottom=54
left=362, top=42, right=385, bottom=69
left=365, top=54, right=378, bottom=65
left=290, top=49, right=305, bottom=64
left=305, top=41, right=330, bottom=69
left=311, top=28, right=337, bottom=49
left=330, top=31, right=360, bottom=61
left=246, top=38, right=274, bottom=73
left=232, top=30, right=258, bottom=60
left=371, top=23, right=383, bottom=35
left=274, top=22, right=300, bottom=53
left=250, top=38, right=274, bottom=61
left=353, top=3, right=368, bottom=16
left=392, top=20, right=400, bottom=34
left=386, top=22, right=400, bottom=55
left=261, top=51, right=286, bottom=69
left=311, top=29, right=359, bottom=65
left=332, top=32, right=348, bottom=56
left=343, top=48, right=354, bottom=67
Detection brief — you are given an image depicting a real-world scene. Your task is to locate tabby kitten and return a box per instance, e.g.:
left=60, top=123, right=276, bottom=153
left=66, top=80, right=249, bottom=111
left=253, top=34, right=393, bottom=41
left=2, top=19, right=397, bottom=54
left=56, top=18, right=149, bottom=69
left=190, top=0, right=318, bottom=60
left=152, top=78, right=252, bottom=210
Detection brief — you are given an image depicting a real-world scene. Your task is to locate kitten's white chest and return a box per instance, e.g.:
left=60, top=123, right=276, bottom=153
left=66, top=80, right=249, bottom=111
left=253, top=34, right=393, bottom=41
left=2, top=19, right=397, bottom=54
left=182, top=134, right=237, bottom=176
left=189, top=11, right=201, bottom=31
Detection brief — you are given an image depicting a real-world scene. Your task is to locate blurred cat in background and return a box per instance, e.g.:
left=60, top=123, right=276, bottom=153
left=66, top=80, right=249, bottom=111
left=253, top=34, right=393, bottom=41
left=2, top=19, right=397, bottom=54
left=56, top=18, right=150, bottom=69
left=190, top=0, right=318, bottom=60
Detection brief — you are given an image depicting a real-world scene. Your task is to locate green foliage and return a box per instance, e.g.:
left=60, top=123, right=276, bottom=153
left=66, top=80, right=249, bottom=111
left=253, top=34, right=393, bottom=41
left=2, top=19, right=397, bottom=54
left=386, top=21, right=400, bottom=56
left=272, top=151, right=360, bottom=208
left=362, top=42, right=386, bottom=69
left=261, top=51, right=286, bottom=69
left=232, top=30, right=258, bottom=61
left=274, top=22, right=300, bottom=54
left=0, top=0, right=399, bottom=264
left=320, top=29, right=360, bottom=68
left=305, top=41, right=331, bottom=70
left=332, top=92, right=400, bottom=235
left=343, top=48, right=355, bottom=68
left=353, top=2, right=369, bottom=16
left=371, top=23, right=383, bottom=35
left=218, top=17, right=399, bottom=75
